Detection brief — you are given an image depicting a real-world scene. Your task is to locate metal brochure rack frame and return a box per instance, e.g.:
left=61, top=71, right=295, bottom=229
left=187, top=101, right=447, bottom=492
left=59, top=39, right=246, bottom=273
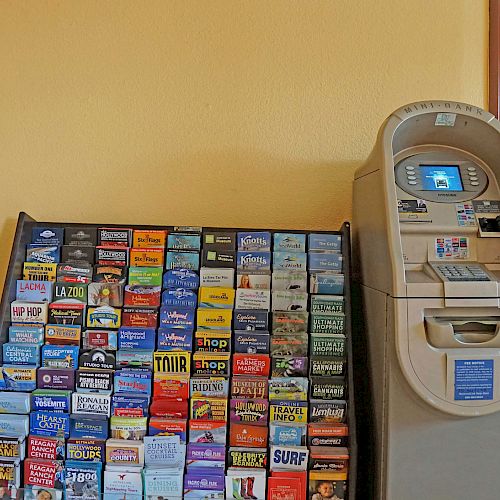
left=0, top=212, right=357, bottom=500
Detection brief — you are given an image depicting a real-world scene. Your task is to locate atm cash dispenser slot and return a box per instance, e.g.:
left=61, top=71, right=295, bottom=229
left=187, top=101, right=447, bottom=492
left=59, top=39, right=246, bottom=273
left=425, top=316, right=500, bottom=347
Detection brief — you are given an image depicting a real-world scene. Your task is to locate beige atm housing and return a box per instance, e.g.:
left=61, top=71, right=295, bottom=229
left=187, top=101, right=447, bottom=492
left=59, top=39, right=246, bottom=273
left=353, top=101, right=500, bottom=499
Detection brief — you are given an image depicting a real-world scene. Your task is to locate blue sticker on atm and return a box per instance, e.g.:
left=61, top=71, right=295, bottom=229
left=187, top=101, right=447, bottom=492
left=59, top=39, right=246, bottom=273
left=454, top=359, right=494, bottom=401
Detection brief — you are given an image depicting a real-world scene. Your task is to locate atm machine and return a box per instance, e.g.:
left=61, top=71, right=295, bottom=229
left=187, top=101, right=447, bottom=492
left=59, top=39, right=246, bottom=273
left=352, top=101, right=500, bottom=499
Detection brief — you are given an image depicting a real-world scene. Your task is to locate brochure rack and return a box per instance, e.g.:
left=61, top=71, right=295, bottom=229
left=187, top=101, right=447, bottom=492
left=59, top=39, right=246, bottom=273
left=0, top=212, right=357, bottom=499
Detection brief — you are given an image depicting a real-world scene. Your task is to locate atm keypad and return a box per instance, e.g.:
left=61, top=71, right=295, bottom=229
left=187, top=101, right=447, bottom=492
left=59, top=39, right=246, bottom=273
left=435, top=264, right=491, bottom=281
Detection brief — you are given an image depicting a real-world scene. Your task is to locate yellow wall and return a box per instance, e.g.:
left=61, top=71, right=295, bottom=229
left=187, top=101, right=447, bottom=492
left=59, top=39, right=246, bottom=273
left=0, top=0, right=488, bottom=289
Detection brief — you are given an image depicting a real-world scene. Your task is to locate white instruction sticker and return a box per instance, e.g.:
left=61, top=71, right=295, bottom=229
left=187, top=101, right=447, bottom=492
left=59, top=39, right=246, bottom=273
left=435, top=113, right=456, bottom=126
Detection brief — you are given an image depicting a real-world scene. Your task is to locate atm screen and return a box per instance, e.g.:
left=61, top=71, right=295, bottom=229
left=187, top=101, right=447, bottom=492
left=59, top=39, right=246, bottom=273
left=420, top=165, right=463, bottom=191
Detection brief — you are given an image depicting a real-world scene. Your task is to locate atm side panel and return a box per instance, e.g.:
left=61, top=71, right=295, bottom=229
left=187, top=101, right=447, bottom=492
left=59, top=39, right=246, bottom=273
left=385, top=297, right=500, bottom=500
left=359, top=284, right=388, bottom=499
left=352, top=169, right=393, bottom=294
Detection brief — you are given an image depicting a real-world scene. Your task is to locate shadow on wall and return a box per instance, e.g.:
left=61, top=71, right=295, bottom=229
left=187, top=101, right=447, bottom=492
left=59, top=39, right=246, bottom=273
left=142, top=151, right=360, bottom=228
left=9, top=150, right=361, bottom=228
left=0, top=217, right=18, bottom=293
